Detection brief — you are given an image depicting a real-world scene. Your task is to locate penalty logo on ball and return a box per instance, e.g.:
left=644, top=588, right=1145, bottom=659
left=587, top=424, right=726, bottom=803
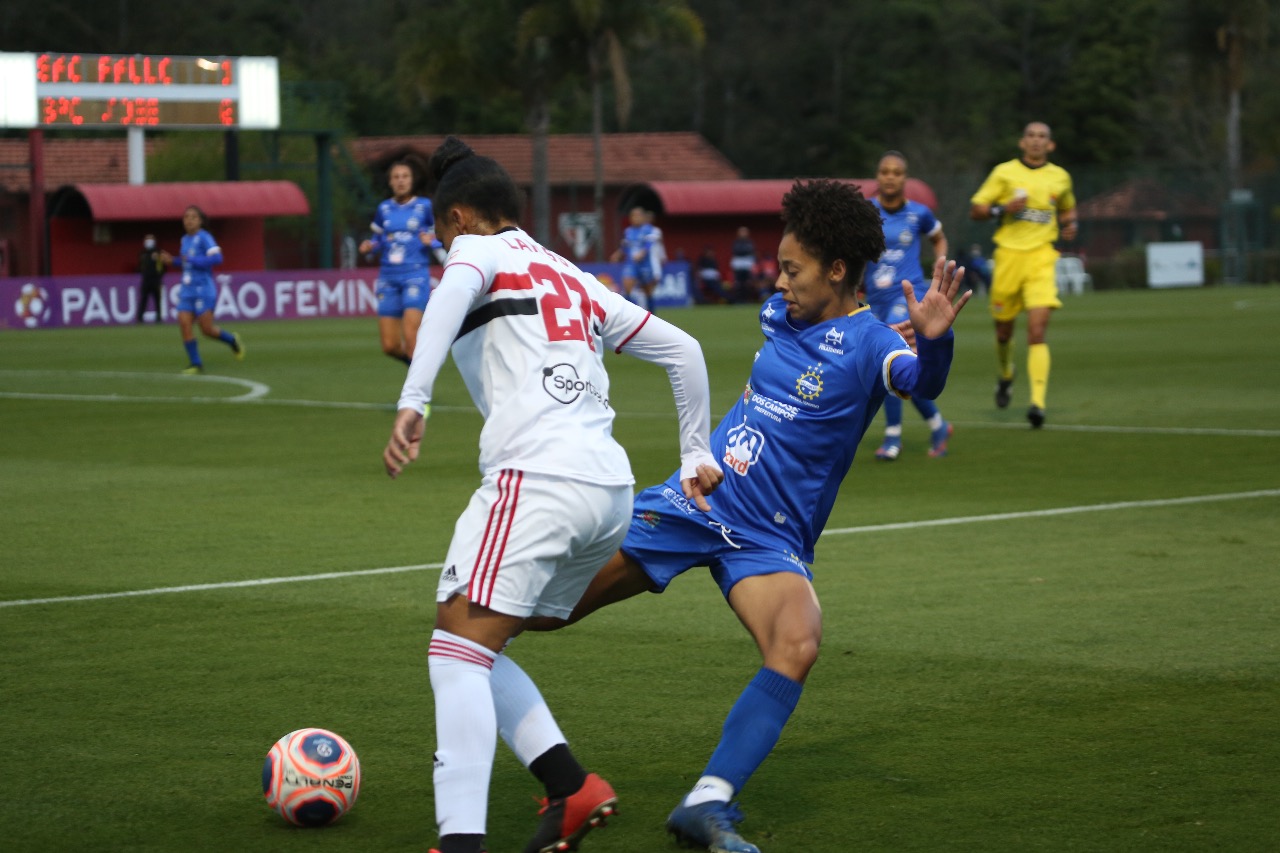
left=262, top=727, right=360, bottom=827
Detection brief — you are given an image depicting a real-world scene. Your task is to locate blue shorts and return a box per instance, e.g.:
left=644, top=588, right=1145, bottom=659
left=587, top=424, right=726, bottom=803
left=621, top=262, right=657, bottom=285
left=376, top=272, right=430, bottom=317
left=868, top=297, right=909, bottom=325
left=623, top=483, right=813, bottom=599
left=177, top=283, right=217, bottom=315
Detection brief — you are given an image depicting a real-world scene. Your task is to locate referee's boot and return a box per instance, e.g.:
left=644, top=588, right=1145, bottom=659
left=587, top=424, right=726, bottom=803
left=995, top=375, right=1013, bottom=408
left=523, top=772, right=617, bottom=853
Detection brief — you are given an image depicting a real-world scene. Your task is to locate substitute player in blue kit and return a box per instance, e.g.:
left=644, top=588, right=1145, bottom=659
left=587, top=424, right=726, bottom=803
left=360, top=160, right=445, bottom=365
left=612, top=206, right=664, bottom=309
left=864, top=151, right=953, bottom=459
left=162, top=205, right=243, bottom=374
left=523, top=178, right=972, bottom=852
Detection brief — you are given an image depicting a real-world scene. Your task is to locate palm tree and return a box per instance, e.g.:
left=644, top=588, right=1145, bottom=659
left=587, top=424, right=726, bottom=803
left=520, top=0, right=704, bottom=258
left=396, top=0, right=561, bottom=244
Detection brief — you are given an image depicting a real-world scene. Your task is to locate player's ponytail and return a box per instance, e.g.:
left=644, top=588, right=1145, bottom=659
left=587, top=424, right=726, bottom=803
left=427, top=136, right=522, bottom=226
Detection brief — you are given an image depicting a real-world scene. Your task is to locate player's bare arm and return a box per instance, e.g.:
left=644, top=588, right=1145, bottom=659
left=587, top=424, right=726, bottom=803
left=383, top=408, right=424, bottom=478
left=903, top=256, right=972, bottom=339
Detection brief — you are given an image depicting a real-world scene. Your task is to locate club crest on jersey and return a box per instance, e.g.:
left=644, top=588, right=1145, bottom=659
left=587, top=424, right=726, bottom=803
left=795, top=364, right=825, bottom=402
left=820, top=328, right=845, bottom=355
left=724, top=420, right=765, bottom=476
left=898, top=228, right=914, bottom=245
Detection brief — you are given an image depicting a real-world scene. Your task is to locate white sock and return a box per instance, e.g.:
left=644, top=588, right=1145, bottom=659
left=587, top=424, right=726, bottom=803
left=883, top=424, right=903, bottom=438
left=683, top=775, right=734, bottom=807
left=428, top=629, right=498, bottom=837
left=927, top=413, right=944, bottom=431
left=491, top=653, right=567, bottom=767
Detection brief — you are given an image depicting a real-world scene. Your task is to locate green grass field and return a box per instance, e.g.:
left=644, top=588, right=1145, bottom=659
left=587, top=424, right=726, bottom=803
left=2, top=285, right=1278, bottom=852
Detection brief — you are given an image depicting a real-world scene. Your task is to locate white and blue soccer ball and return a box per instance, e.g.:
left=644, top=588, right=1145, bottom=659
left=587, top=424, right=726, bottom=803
left=262, top=728, right=361, bottom=826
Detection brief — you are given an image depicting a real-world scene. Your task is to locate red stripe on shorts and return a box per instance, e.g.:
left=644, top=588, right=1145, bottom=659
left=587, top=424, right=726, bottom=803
left=470, top=469, right=522, bottom=608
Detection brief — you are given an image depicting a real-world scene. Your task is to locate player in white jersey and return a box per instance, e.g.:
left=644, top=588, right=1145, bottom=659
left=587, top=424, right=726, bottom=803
left=382, top=137, right=723, bottom=853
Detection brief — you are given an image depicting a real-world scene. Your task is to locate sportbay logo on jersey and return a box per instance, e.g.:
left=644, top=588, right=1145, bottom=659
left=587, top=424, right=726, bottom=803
left=723, top=420, right=765, bottom=476
left=542, top=363, right=609, bottom=408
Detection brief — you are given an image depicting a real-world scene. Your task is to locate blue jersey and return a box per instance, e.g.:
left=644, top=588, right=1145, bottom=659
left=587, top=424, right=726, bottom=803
left=620, top=222, right=662, bottom=279
left=864, top=199, right=939, bottom=308
left=369, top=197, right=439, bottom=277
left=656, top=295, right=926, bottom=562
left=177, top=229, right=222, bottom=290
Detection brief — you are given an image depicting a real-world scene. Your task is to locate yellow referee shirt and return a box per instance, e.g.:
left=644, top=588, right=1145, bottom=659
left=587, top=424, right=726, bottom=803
left=971, top=159, right=1075, bottom=251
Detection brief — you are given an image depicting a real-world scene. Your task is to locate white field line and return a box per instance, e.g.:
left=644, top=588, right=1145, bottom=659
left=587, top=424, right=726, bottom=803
left=2, top=489, right=1276, bottom=610
left=2, top=369, right=1279, bottom=434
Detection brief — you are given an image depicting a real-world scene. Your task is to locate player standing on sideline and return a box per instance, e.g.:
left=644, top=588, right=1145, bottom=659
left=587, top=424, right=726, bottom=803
left=864, top=151, right=953, bottom=459
left=530, top=179, right=972, bottom=853
left=360, top=160, right=445, bottom=366
left=382, top=137, right=722, bottom=853
left=160, top=206, right=242, bottom=373
left=969, top=121, right=1077, bottom=427
left=611, top=206, right=662, bottom=310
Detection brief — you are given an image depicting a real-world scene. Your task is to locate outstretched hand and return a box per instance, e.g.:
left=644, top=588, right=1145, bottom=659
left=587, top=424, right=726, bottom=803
left=383, top=408, right=425, bottom=478
left=903, top=256, right=973, bottom=340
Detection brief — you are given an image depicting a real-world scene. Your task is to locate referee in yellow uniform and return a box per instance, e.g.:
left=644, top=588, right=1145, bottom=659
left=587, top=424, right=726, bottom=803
left=970, top=122, right=1077, bottom=428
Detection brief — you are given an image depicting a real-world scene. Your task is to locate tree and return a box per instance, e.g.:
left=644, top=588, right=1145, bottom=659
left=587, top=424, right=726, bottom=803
left=518, top=0, right=704, bottom=257
left=395, top=0, right=565, bottom=243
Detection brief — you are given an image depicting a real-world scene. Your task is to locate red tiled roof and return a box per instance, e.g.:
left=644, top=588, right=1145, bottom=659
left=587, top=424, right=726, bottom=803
left=644, top=178, right=939, bottom=216
left=0, top=137, right=161, bottom=193
left=348, top=132, right=742, bottom=185
left=1076, top=178, right=1219, bottom=221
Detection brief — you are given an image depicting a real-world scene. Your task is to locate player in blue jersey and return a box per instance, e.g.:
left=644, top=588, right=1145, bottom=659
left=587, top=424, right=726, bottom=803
left=612, top=206, right=664, bottom=310
left=520, top=179, right=971, bottom=852
left=161, top=205, right=243, bottom=374
left=864, top=151, right=953, bottom=459
left=359, top=161, right=445, bottom=365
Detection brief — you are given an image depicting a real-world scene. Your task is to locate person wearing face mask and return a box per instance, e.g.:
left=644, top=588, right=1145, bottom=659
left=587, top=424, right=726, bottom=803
left=137, top=234, right=166, bottom=323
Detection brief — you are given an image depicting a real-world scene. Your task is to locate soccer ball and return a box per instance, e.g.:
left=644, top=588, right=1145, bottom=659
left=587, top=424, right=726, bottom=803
left=262, top=728, right=361, bottom=826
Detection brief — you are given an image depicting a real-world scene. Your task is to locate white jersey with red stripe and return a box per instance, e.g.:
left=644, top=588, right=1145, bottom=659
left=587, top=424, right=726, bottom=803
left=399, top=227, right=713, bottom=487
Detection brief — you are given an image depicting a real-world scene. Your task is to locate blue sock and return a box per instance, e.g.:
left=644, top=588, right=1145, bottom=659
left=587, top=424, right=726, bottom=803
left=183, top=339, right=201, bottom=366
left=218, top=330, right=236, bottom=347
left=912, top=397, right=939, bottom=419
left=882, top=395, right=903, bottom=431
left=702, top=667, right=803, bottom=795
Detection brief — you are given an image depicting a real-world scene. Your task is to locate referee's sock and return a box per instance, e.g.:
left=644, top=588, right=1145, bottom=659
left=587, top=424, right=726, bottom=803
left=1028, top=343, right=1051, bottom=409
left=996, top=339, right=1014, bottom=381
left=694, top=667, right=803, bottom=800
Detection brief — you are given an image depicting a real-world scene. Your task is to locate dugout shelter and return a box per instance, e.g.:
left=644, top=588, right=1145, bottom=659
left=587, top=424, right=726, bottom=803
left=618, top=178, right=940, bottom=280
left=45, top=180, right=310, bottom=276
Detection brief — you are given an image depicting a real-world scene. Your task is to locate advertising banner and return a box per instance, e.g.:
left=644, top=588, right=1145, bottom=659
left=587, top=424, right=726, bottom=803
left=0, top=261, right=690, bottom=332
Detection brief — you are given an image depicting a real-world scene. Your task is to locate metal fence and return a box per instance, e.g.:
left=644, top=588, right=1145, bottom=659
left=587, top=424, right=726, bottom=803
left=925, top=166, right=1280, bottom=288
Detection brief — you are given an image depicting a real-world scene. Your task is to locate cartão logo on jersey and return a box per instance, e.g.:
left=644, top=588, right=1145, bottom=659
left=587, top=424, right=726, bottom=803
left=542, top=363, right=609, bottom=408
left=723, top=420, right=765, bottom=476
left=820, top=329, right=844, bottom=355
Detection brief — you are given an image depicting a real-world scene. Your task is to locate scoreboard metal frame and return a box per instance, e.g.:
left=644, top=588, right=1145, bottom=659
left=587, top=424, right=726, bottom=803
left=0, top=52, right=279, bottom=130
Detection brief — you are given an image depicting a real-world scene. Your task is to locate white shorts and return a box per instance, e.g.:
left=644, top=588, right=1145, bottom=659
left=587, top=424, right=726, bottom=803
left=438, top=469, right=633, bottom=619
